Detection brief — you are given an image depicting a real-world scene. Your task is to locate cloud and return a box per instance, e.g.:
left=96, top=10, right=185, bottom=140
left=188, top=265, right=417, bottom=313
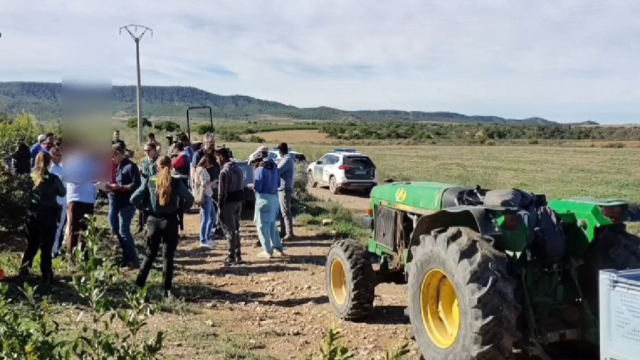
left=0, top=0, right=638, bottom=123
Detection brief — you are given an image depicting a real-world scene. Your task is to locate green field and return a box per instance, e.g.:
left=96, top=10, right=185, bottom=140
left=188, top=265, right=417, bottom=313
left=226, top=142, right=640, bottom=202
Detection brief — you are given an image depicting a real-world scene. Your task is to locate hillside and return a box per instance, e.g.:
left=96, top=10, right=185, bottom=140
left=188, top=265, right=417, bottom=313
left=0, top=81, right=598, bottom=125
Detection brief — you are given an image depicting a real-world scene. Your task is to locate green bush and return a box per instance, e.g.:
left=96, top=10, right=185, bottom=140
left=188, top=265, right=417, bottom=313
left=154, top=121, right=181, bottom=132
left=197, top=124, right=215, bottom=135
left=602, top=142, right=626, bottom=148
left=127, top=117, right=152, bottom=129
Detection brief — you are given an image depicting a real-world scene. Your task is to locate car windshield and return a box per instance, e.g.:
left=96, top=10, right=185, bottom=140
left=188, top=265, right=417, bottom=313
left=343, top=156, right=375, bottom=168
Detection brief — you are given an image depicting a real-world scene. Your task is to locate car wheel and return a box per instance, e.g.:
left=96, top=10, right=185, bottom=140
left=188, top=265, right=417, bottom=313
left=329, top=176, right=339, bottom=194
left=308, top=171, right=318, bottom=188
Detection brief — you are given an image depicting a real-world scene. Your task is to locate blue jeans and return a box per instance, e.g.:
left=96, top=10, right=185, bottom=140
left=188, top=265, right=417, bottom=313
left=108, top=197, right=139, bottom=265
left=200, top=195, right=216, bottom=242
left=254, top=193, right=282, bottom=255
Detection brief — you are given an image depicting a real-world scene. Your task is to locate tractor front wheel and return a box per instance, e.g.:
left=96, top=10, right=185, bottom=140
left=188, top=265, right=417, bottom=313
left=325, top=239, right=375, bottom=321
left=407, top=227, right=521, bottom=360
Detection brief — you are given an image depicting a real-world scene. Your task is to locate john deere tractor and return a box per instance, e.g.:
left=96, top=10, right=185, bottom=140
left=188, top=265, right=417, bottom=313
left=325, top=182, right=640, bottom=360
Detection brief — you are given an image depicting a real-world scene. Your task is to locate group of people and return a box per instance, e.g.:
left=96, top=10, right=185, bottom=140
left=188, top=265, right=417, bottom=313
left=16, top=129, right=298, bottom=297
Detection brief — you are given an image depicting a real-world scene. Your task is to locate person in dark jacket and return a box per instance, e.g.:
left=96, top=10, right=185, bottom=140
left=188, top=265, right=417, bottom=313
left=11, top=141, right=31, bottom=175
left=137, top=142, right=158, bottom=234
left=106, top=144, right=141, bottom=268
left=216, top=148, right=245, bottom=264
left=20, top=152, right=66, bottom=283
left=131, top=155, right=194, bottom=296
left=171, top=142, right=190, bottom=235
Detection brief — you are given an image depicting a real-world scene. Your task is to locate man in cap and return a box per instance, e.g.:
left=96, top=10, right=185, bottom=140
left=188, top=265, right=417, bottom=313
left=216, top=147, right=245, bottom=264
left=276, top=143, right=295, bottom=241
left=30, top=134, right=47, bottom=167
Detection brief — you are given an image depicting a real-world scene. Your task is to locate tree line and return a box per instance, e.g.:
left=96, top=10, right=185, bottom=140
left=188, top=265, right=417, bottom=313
left=319, top=123, right=640, bottom=142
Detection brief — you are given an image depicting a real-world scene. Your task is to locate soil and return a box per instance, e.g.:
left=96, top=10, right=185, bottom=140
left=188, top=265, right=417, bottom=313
left=307, top=186, right=371, bottom=213
left=155, top=209, right=420, bottom=360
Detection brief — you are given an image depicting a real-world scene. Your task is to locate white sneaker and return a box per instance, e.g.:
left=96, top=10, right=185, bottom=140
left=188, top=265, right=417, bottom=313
left=200, top=241, right=214, bottom=249
left=275, top=248, right=287, bottom=256
left=257, top=252, right=273, bottom=259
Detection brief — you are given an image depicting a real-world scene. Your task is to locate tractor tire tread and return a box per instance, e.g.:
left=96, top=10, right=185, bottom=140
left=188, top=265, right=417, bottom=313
left=326, top=239, right=375, bottom=321
left=407, top=227, right=521, bottom=360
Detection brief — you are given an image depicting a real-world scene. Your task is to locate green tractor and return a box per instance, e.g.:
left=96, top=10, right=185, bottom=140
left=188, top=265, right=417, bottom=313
left=325, top=182, right=640, bottom=360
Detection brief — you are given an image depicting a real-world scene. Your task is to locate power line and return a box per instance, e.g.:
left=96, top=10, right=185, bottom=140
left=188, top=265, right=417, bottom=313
left=119, top=24, right=153, bottom=147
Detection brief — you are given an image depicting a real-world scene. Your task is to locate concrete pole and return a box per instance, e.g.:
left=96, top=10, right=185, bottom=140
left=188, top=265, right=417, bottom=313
left=135, top=38, right=143, bottom=147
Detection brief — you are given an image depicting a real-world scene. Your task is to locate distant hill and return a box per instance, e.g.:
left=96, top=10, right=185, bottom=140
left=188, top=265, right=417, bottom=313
left=0, top=81, right=599, bottom=125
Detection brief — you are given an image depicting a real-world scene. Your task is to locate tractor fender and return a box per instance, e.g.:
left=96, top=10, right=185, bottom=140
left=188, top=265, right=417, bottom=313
left=409, top=207, right=496, bottom=249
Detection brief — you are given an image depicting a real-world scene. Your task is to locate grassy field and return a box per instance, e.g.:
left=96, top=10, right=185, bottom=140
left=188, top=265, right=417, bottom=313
left=226, top=141, right=640, bottom=202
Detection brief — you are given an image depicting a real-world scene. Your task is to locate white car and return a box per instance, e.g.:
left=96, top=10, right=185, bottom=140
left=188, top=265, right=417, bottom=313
left=267, top=149, right=307, bottom=164
left=306, top=149, right=378, bottom=194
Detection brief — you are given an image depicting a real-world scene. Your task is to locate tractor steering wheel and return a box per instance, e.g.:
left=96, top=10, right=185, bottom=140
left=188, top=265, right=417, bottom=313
left=462, top=188, right=484, bottom=206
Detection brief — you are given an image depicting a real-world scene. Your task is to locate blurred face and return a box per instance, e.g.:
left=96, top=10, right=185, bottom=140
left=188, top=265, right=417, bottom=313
left=203, top=138, right=213, bottom=150
left=215, top=154, right=225, bottom=166
left=112, top=151, right=125, bottom=165
left=50, top=147, right=62, bottom=163
left=113, top=131, right=120, bottom=140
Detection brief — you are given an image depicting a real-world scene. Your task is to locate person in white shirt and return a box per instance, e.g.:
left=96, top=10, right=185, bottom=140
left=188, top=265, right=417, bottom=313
left=63, top=142, right=101, bottom=253
left=49, top=146, right=67, bottom=256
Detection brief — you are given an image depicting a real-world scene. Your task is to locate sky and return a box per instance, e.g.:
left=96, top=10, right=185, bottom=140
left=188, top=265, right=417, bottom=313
left=0, top=0, right=638, bottom=124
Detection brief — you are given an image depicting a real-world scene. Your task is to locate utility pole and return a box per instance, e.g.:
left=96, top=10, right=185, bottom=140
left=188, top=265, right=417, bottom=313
left=119, top=24, right=153, bottom=147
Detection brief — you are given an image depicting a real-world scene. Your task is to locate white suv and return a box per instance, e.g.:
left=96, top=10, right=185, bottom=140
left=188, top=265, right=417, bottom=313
left=306, top=149, right=378, bottom=194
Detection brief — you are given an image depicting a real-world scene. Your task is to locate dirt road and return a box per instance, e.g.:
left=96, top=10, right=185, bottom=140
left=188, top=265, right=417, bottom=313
left=155, top=210, right=419, bottom=359
left=307, top=186, right=371, bottom=212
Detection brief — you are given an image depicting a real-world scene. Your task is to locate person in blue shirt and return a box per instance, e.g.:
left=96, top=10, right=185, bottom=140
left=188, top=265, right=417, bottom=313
left=276, top=143, right=296, bottom=241
left=106, top=144, right=141, bottom=268
left=248, top=151, right=284, bottom=258
left=30, top=134, right=46, bottom=166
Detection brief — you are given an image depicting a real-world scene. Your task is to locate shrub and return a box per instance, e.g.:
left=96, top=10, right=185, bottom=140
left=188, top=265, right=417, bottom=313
left=154, top=121, right=181, bottom=132
left=197, top=124, right=215, bottom=135
left=485, top=140, right=496, bottom=146
left=602, top=142, right=626, bottom=148
left=248, top=135, right=266, bottom=143
left=127, top=117, right=152, bottom=129
left=528, top=139, right=539, bottom=145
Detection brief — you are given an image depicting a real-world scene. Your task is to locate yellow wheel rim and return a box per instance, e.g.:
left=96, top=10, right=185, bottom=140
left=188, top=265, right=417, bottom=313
left=330, top=259, right=347, bottom=306
left=420, top=269, right=460, bottom=349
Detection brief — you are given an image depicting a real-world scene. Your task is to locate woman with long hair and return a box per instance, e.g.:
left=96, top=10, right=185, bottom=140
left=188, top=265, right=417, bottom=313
left=20, top=152, right=66, bottom=284
left=131, top=155, right=194, bottom=297
left=194, top=153, right=217, bottom=248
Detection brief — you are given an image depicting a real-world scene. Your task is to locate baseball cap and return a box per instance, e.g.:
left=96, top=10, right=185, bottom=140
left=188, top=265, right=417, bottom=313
left=112, top=143, right=126, bottom=155
left=248, top=150, right=264, bottom=164
left=37, top=134, right=46, bottom=142
left=257, top=145, right=269, bottom=153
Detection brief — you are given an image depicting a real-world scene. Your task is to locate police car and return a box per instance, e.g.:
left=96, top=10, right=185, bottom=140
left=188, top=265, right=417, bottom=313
left=267, top=148, right=307, bottom=164
left=306, top=149, right=378, bottom=195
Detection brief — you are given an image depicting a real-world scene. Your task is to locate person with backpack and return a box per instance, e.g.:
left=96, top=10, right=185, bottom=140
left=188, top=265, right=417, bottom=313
left=20, top=152, right=66, bottom=284
left=194, top=153, right=217, bottom=248
left=171, top=142, right=191, bottom=236
left=131, top=155, right=194, bottom=297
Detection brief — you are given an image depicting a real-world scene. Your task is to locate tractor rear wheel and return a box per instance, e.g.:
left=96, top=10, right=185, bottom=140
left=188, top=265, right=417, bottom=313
left=580, top=224, right=640, bottom=316
left=407, top=227, right=521, bottom=360
left=325, top=239, right=375, bottom=320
